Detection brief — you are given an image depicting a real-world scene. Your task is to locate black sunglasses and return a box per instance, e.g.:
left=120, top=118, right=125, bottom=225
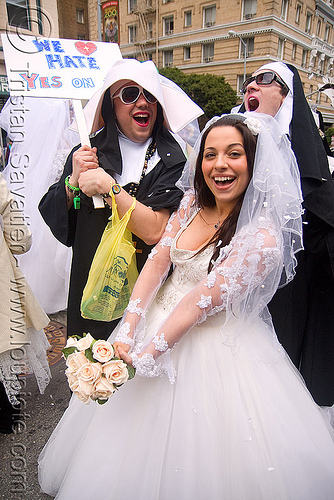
left=241, top=71, right=287, bottom=94
left=112, top=85, right=157, bottom=104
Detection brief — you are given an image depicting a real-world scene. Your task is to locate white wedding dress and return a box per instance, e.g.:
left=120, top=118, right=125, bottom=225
left=39, top=211, right=334, bottom=499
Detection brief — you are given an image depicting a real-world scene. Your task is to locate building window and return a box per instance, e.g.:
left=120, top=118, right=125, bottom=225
left=316, top=20, right=321, bottom=36
left=243, top=0, right=257, bottom=20
left=301, top=49, right=307, bottom=68
left=77, top=34, right=86, bottom=40
left=280, top=0, right=288, bottom=21
left=292, top=43, right=297, bottom=60
left=184, top=10, right=192, bottom=27
left=76, top=9, right=84, bottom=24
left=164, top=50, right=173, bottom=67
left=164, top=16, right=174, bottom=35
left=128, top=25, right=137, bottom=43
left=6, top=0, right=30, bottom=30
left=240, top=37, right=254, bottom=57
left=184, top=46, right=191, bottom=60
left=305, top=12, right=312, bottom=34
left=324, top=24, right=330, bottom=42
left=296, top=4, right=301, bottom=24
left=128, top=0, right=137, bottom=13
left=147, top=21, right=153, bottom=39
left=203, top=43, right=214, bottom=63
left=36, top=0, right=43, bottom=35
left=203, top=5, right=216, bottom=28
left=163, top=0, right=174, bottom=3
left=277, top=38, right=285, bottom=59
left=237, top=74, right=250, bottom=94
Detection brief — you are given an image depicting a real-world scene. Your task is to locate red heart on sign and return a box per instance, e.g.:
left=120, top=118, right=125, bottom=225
left=74, top=41, right=97, bottom=56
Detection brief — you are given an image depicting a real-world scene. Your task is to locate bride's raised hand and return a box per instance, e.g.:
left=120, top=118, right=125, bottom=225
left=117, top=346, right=133, bottom=367
left=113, top=341, right=131, bottom=359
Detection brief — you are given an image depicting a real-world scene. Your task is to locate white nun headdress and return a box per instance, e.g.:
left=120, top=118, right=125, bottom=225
left=252, top=62, right=294, bottom=136
left=82, top=59, right=203, bottom=135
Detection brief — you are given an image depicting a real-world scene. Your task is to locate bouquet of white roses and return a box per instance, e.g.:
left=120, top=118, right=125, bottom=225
left=62, top=333, right=135, bottom=404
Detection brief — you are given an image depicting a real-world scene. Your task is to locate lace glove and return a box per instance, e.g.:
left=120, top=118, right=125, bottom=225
left=130, top=334, right=177, bottom=383
left=114, top=192, right=195, bottom=351
left=114, top=299, right=146, bottom=348
left=130, top=353, right=162, bottom=377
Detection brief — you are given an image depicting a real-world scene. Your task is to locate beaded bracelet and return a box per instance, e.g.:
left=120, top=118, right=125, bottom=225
left=65, top=175, right=81, bottom=209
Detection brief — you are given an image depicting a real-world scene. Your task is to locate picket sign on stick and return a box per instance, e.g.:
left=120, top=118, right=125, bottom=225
left=72, top=99, right=105, bottom=208
left=1, top=34, right=122, bottom=208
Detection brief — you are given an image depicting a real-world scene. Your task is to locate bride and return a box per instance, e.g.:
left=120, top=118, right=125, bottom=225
left=38, top=114, right=334, bottom=499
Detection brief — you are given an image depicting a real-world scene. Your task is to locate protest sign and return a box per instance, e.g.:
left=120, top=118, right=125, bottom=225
left=1, top=34, right=122, bottom=99
left=1, top=34, right=122, bottom=207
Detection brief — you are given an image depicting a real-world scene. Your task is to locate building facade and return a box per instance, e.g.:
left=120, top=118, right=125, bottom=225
left=0, top=0, right=60, bottom=108
left=116, top=0, right=334, bottom=123
left=57, top=0, right=90, bottom=40
left=1, top=1, right=333, bottom=124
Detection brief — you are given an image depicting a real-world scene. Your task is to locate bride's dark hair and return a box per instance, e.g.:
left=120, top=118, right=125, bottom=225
left=193, top=116, right=257, bottom=271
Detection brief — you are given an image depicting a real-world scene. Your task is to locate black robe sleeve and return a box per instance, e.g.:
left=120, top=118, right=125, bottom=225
left=39, top=145, right=80, bottom=248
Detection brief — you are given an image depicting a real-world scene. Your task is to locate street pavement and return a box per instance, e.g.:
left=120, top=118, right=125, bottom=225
left=0, top=310, right=71, bottom=500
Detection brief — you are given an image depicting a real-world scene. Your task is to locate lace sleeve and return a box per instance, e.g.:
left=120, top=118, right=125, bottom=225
left=131, top=217, right=283, bottom=380
left=115, top=190, right=195, bottom=347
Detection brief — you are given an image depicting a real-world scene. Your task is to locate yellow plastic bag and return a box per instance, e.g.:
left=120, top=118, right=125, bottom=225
left=80, top=192, right=138, bottom=322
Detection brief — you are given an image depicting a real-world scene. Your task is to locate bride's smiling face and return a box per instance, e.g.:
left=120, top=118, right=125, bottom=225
left=201, top=125, right=250, bottom=212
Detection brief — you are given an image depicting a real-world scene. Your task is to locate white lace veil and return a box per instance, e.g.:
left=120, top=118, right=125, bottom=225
left=176, top=112, right=303, bottom=356
left=178, top=112, right=302, bottom=275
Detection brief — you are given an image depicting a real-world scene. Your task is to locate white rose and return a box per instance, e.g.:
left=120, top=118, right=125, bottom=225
left=77, top=361, right=102, bottom=384
left=78, top=378, right=95, bottom=398
left=76, top=333, right=95, bottom=351
left=66, top=351, right=88, bottom=374
left=65, top=337, right=78, bottom=348
left=93, top=377, right=116, bottom=401
left=69, top=379, right=91, bottom=404
left=103, top=360, right=129, bottom=386
left=65, top=369, right=78, bottom=387
left=92, top=340, right=114, bottom=363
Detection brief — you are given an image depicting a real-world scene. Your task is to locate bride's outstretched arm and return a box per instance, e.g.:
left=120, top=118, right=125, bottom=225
left=127, top=220, right=282, bottom=378
left=113, top=191, right=195, bottom=356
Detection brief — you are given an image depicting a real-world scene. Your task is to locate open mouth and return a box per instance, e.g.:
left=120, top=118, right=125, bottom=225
left=213, top=176, right=235, bottom=187
left=133, top=113, right=150, bottom=126
left=247, top=97, right=259, bottom=112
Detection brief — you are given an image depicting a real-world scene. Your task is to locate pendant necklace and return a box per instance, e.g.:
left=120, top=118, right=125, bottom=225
left=199, top=210, right=221, bottom=229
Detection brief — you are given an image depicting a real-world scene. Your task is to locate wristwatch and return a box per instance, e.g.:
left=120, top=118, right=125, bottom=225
left=101, top=183, right=121, bottom=198
left=111, top=183, right=121, bottom=195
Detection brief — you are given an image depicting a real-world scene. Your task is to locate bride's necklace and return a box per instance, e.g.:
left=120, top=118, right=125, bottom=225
left=199, top=210, right=221, bottom=229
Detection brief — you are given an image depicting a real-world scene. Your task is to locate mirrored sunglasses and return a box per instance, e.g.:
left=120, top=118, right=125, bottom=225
left=241, top=71, right=286, bottom=94
left=112, top=85, right=157, bottom=104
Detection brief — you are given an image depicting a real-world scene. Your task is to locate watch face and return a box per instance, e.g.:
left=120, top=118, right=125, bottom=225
left=112, top=183, right=121, bottom=194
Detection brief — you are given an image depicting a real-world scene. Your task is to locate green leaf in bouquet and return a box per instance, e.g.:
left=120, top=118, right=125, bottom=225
left=84, top=348, right=97, bottom=363
left=127, top=365, right=136, bottom=380
left=62, top=346, right=79, bottom=359
left=97, top=398, right=109, bottom=405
